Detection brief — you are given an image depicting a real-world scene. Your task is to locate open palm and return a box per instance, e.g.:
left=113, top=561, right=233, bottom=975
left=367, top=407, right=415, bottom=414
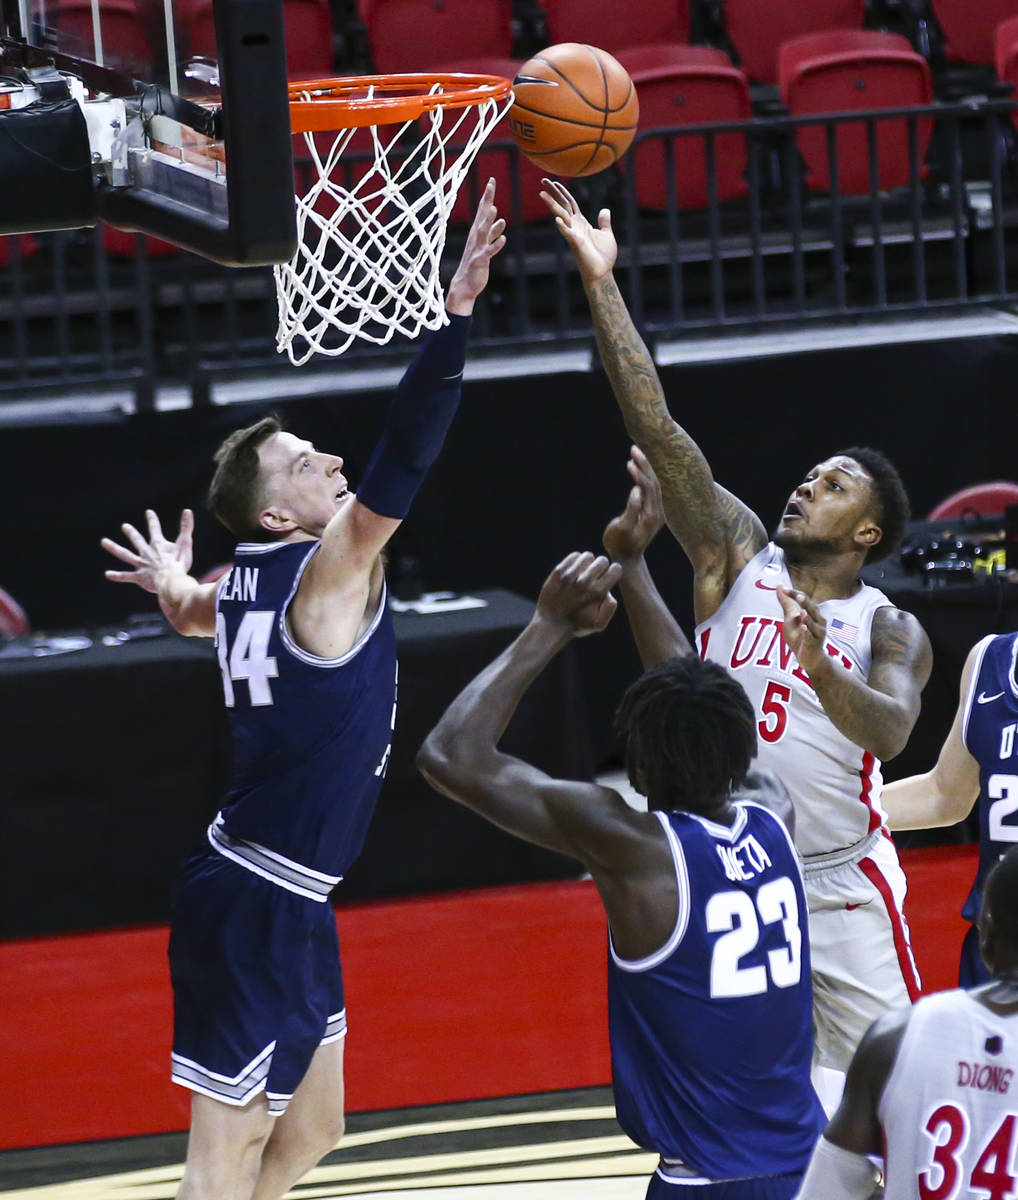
left=540, top=179, right=617, bottom=282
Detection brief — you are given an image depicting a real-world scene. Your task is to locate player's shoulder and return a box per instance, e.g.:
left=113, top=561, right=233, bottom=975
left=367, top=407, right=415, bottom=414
left=734, top=767, right=796, bottom=840
left=871, top=604, right=932, bottom=669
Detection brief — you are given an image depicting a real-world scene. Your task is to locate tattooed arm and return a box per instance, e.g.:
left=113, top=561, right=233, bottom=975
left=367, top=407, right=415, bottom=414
left=541, top=181, right=766, bottom=622
left=779, top=590, right=933, bottom=761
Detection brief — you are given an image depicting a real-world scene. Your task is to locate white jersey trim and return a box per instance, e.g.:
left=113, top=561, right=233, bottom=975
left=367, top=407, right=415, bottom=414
left=234, top=541, right=291, bottom=554
left=207, top=817, right=338, bottom=901
left=278, top=543, right=388, bottom=668
left=962, top=634, right=998, bottom=749
left=321, top=1009, right=348, bottom=1044
left=171, top=1041, right=275, bottom=1107
left=610, top=810, right=690, bottom=972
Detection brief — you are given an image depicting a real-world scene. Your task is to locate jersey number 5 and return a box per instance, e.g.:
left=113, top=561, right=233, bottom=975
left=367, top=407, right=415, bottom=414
left=706, top=876, right=802, bottom=998
left=216, top=611, right=279, bottom=707
left=758, top=681, right=791, bottom=744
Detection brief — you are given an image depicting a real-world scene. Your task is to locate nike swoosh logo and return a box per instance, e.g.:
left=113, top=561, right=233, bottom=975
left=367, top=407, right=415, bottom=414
left=845, top=901, right=873, bottom=911
left=755, top=581, right=778, bottom=591
left=978, top=691, right=1006, bottom=704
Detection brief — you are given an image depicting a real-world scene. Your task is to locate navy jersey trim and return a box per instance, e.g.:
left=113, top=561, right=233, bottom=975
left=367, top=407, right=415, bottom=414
left=278, top=543, right=389, bottom=669
left=610, top=810, right=691, bottom=973
left=208, top=813, right=342, bottom=900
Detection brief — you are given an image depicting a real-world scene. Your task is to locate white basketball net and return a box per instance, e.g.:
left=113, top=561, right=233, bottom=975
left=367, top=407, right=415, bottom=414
left=275, top=84, right=511, bottom=366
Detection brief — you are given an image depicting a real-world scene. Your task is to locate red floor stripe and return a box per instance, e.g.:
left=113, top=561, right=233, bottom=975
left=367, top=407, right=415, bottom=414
left=0, top=845, right=980, bottom=1150
left=0, top=879, right=610, bottom=1150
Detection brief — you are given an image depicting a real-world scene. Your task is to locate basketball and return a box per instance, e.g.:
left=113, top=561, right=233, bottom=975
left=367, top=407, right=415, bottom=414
left=508, top=43, right=639, bottom=178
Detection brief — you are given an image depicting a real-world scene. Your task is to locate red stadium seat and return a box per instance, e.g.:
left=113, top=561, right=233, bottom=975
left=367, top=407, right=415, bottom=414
left=537, top=0, right=690, bottom=56
left=996, top=16, right=1018, bottom=127
left=53, top=0, right=153, bottom=77
left=190, top=0, right=334, bottom=79
left=430, top=57, right=547, bottom=225
left=616, top=45, right=752, bottom=211
left=102, top=228, right=178, bottom=256
left=0, top=587, right=30, bottom=638
left=932, top=0, right=1018, bottom=66
left=359, top=0, right=513, bottom=75
left=928, top=482, right=1018, bottom=519
left=724, top=0, right=865, bottom=83
left=780, top=30, right=934, bottom=194
left=0, top=234, right=39, bottom=266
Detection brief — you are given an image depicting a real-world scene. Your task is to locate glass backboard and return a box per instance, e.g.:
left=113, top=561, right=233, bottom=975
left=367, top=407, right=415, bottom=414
left=0, top=0, right=296, bottom=264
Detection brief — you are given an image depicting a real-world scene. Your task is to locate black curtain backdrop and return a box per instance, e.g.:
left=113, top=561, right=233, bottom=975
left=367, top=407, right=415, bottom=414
left=5, top=331, right=1018, bottom=763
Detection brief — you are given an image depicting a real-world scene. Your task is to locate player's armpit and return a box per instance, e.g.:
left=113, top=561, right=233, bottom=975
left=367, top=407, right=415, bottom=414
left=316, top=499, right=400, bottom=581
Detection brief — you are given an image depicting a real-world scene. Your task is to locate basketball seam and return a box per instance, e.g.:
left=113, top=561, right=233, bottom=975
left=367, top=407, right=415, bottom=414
left=527, top=52, right=633, bottom=114
left=508, top=101, right=637, bottom=131
left=585, top=45, right=610, bottom=175
left=519, top=46, right=636, bottom=175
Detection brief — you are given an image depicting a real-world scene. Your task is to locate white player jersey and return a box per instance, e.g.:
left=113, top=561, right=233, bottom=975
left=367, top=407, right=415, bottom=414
left=879, top=989, right=1018, bottom=1200
left=695, top=543, right=893, bottom=859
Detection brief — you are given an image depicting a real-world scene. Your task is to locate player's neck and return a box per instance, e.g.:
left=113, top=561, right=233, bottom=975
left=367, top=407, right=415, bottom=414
left=784, top=556, right=863, bottom=605
left=976, top=969, right=1018, bottom=1013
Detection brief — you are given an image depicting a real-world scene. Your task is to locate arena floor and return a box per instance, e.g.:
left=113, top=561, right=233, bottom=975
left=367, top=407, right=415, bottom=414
left=0, top=1088, right=655, bottom=1198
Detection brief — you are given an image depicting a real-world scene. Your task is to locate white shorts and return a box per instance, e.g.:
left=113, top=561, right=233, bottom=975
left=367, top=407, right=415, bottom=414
left=804, top=831, right=921, bottom=1071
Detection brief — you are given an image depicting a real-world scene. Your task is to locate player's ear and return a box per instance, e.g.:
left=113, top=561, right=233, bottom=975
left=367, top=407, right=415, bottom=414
left=259, top=506, right=296, bottom=534
left=854, top=519, right=881, bottom=553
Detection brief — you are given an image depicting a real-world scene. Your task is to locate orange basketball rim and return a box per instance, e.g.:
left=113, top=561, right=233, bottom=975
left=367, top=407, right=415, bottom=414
left=288, top=72, right=514, bottom=133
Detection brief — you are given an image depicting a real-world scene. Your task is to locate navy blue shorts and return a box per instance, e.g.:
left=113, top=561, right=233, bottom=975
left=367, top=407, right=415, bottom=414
left=646, top=1166, right=804, bottom=1199
left=168, top=848, right=345, bottom=1116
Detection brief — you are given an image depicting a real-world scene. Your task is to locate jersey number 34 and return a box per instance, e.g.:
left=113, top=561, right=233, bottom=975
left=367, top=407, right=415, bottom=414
left=216, top=611, right=279, bottom=707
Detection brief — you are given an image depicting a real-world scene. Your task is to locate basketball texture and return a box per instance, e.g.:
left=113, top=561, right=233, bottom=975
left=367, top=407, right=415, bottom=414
left=508, top=43, right=639, bottom=178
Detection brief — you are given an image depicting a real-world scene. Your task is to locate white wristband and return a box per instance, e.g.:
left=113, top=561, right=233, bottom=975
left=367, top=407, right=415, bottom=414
left=795, top=1135, right=879, bottom=1200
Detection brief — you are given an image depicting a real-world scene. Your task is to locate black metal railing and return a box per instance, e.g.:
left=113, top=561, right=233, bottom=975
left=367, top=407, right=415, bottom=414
left=1, top=96, right=1017, bottom=408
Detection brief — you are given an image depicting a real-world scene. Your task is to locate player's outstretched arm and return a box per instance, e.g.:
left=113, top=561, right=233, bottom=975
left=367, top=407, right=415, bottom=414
left=603, top=446, right=691, bottom=667
left=777, top=587, right=932, bottom=762
left=882, top=638, right=983, bottom=829
left=101, top=508, right=217, bottom=637
left=540, top=179, right=767, bottom=621
left=418, top=553, right=645, bottom=868
left=316, top=179, right=507, bottom=579
left=796, top=1009, right=906, bottom=1200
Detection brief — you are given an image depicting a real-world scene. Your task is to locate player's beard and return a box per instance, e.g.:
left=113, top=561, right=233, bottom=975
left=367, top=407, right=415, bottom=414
left=773, top=526, right=841, bottom=565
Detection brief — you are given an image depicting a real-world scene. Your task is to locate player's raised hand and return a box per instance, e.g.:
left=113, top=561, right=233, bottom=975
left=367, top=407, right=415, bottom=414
left=603, top=445, right=666, bottom=565
left=446, top=178, right=507, bottom=313
left=102, top=508, right=195, bottom=593
left=777, top=584, right=827, bottom=673
left=540, top=178, right=617, bottom=283
left=537, top=551, right=623, bottom=636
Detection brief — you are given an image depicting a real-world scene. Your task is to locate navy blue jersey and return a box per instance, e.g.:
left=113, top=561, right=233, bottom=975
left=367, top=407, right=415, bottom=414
left=608, top=801, right=824, bottom=1180
left=212, top=539, right=396, bottom=880
left=961, top=632, right=1018, bottom=927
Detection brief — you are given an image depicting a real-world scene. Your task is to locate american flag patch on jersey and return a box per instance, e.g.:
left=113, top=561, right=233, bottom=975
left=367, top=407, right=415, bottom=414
left=830, top=617, right=858, bottom=644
